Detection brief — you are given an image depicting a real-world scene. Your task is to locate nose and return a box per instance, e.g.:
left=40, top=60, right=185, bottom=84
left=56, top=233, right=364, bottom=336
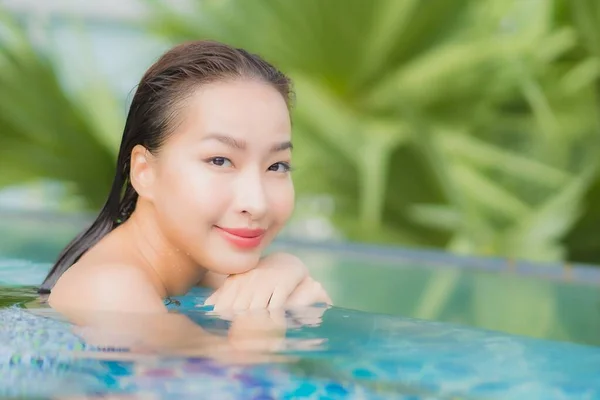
left=234, top=169, right=268, bottom=221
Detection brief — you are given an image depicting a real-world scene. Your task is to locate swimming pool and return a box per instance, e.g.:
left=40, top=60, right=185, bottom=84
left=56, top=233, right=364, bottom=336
left=3, top=210, right=600, bottom=346
left=2, top=211, right=600, bottom=398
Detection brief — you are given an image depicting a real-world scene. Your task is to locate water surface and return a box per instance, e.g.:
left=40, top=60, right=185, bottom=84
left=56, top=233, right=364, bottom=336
left=1, top=278, right=600, bottom=398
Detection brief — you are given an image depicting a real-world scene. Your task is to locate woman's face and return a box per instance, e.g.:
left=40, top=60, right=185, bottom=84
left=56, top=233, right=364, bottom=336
left=144, top=79, right=294, bottom=275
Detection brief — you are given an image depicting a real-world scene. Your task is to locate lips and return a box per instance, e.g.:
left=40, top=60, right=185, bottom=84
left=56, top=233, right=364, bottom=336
left=215, top=226, right=266, bottom=249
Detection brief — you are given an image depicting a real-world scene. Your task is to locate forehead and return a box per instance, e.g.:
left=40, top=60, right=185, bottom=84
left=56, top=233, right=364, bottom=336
left=174, top=79, right=291, bottom=144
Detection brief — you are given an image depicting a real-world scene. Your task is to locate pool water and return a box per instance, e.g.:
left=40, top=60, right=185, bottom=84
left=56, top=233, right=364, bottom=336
left=4, top=212, right=600, bottom=347
left=2, top=262, right=600, bottom=399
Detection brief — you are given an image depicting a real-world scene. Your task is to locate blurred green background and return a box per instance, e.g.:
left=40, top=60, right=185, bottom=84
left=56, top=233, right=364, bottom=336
left=2, top=0, right=600, bottom=344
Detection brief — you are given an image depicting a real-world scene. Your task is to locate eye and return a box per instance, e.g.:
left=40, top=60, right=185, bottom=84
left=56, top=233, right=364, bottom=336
left=268, top=162, right=292, bottom=173
left=207, top=157, right=233, bottom=168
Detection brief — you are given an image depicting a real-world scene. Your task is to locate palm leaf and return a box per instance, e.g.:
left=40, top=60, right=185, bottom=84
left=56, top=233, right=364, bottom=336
left=0, top=13, right=119, bottom=210
left=140, top=0, right=600, bottom=263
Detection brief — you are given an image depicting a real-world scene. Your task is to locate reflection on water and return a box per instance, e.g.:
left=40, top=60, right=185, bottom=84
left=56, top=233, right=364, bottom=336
left=0, top=286, right=39, bottom=308
left=290, top=250, right=600, bottom=347
left=4, top=234, right=600, bottom=346
left=1, top=286, right=600, bottom=399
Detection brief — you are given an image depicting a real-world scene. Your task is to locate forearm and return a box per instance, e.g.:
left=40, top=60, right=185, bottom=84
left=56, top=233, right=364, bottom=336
left=197, top=252, right=302, bottom=289
left=198, top=271, right=229, bottom=289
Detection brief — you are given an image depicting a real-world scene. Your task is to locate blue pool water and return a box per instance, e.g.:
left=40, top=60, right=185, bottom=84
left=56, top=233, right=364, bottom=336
left=2, top=260, right=600, bottom=399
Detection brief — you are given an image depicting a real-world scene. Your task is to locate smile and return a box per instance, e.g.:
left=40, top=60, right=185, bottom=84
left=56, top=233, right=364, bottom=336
left=214, top=226, right=266, bottom=249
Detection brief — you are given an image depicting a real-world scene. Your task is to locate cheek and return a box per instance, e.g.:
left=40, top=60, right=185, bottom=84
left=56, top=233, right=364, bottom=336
left=154, top=160, right=229, bottom=227
left=270, top=179, right=295, bottom=224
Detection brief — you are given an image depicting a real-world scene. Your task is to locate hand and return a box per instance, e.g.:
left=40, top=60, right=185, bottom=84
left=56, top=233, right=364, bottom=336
left=71, top=309, right=293, bottom=365
left=227, top=308, right=326, bottom=354
left=204, top=252, right=331, bottom=311
left=285, top=276, right=332, bottom=308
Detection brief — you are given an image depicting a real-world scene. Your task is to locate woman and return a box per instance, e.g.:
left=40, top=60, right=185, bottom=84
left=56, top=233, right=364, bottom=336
left=40, top=39, right=330, bottom=318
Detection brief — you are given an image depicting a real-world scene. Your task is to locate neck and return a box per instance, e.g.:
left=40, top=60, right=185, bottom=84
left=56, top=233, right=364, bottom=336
left=119, top=201, right=206, bottom=297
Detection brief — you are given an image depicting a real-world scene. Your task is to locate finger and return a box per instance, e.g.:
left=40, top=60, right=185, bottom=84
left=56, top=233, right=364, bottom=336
left=229, top=309, right=285, bottom=335
left=248, top=287, right=273, bottom=310
left=204, top=289, right=220, bottom=306
left=268, top=278, right=306, bottom=309
left=285, top=278, right=324, bottom=307
left=287, top=305, right=327, bottom=327
left=214, top=309, right=236, bottom=322
left=230, top=270, right=269, bottom=311
left=267, top=308, right=287, bottom=330
left=284, top=277, right=313, bottom=307
left=212, top=278, right=241, bottom=312
left=314, top=283, right=332, bottom=305
left=231, top=283, right=255, bottom=311
left=229, top=309, right=271, bottom=336
left=268, top=291, right=289, bottom=309
left=228, top=309, right=285, bottom=353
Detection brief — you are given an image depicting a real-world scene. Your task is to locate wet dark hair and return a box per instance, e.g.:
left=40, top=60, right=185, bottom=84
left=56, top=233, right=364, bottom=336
left=39, top=40, right=293, bottom=293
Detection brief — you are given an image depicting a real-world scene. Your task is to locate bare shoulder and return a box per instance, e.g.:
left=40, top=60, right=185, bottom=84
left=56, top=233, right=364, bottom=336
left=48, top=263, right=166, bottom=314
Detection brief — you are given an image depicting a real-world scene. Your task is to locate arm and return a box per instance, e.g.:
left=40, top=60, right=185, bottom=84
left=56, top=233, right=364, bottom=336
left=196, top=252, right=298, bottom=290
left=48, top=264, right=284, bottom=359
left=197, top=271, right=228, bottom=289
left=49, top=264, right=208, bottom=351
left=204, top=252, right=332, bottom=311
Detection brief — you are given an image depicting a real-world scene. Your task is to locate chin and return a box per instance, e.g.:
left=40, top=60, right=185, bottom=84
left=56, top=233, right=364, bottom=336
left=211, top=251, right=262, bottom=275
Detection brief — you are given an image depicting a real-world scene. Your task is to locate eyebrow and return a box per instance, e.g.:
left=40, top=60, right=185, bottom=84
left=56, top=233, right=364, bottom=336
left=272, top=141, right=293, bottom=152
left=202, top=133, right=293, bottom=153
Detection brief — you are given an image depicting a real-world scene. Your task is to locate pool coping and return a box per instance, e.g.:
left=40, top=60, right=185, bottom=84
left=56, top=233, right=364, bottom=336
left=272, top=238, right=600, bottom=286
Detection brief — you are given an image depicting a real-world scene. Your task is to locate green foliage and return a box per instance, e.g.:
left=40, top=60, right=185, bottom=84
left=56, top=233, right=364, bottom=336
left=0, top=13, right=119, bottom=210
left=557, top=0, right=600, bottom=263
left=2, top=0, right=600, bottom=263
left=146, top=0, right=600, bottom=262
